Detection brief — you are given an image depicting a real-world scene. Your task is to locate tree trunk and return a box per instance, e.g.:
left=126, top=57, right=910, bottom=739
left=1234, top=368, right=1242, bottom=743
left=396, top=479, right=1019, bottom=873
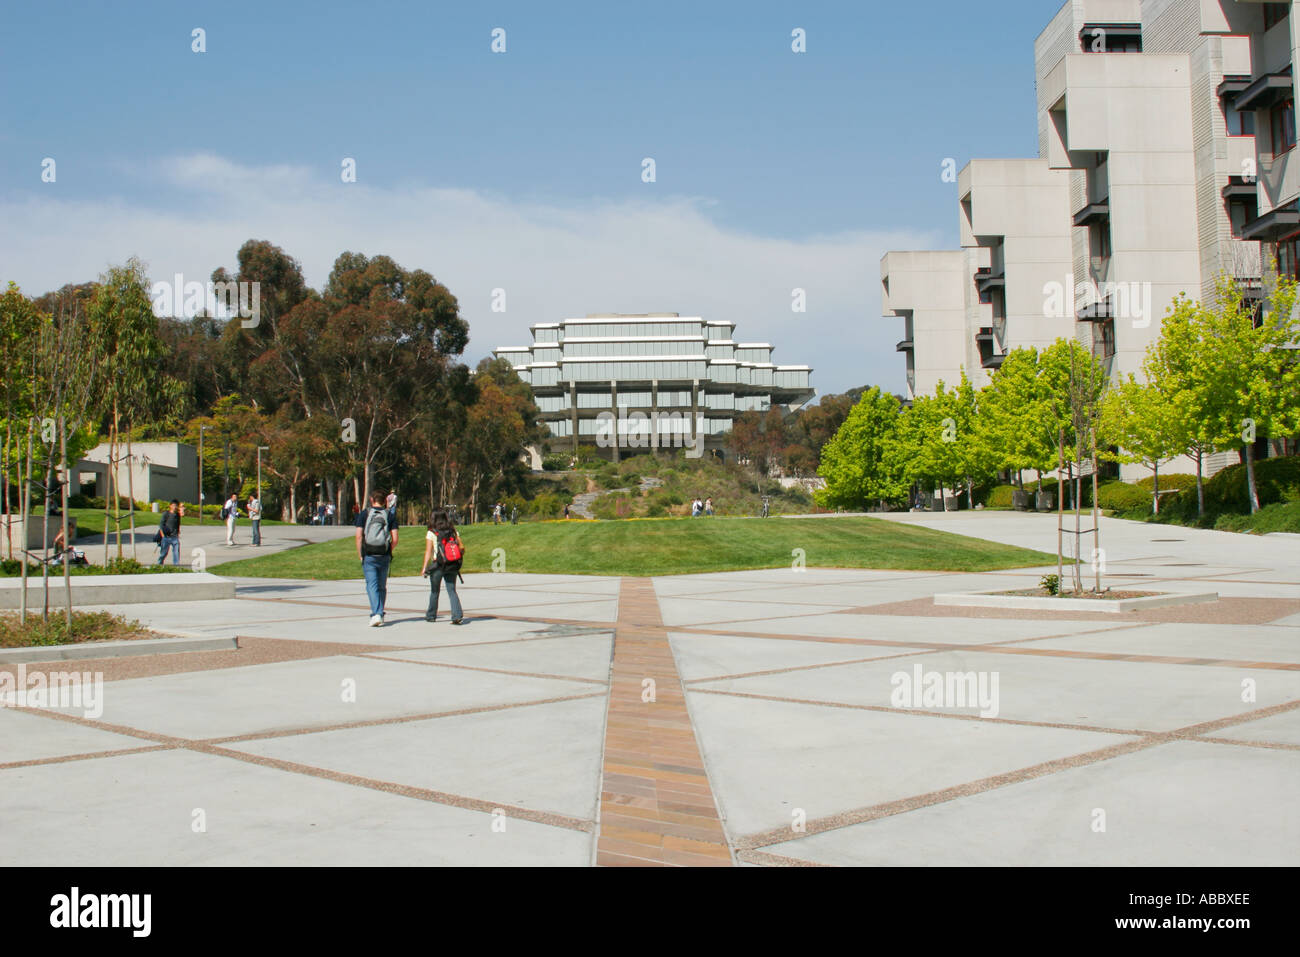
left=1092, top=434, right=1101, bottom=594
left=1245, top=441, right=1260, bottom=513
left=3, top=421, right=11, bottom=561
left=61, top=416, right=72, bottom=634
left=103, top=426, right=114, bottom=566
left=20, top=420, right=33, bottom=624
left=126, top=425, right=138, bottom=562
left=1195, top=449, right=1204, bottom=519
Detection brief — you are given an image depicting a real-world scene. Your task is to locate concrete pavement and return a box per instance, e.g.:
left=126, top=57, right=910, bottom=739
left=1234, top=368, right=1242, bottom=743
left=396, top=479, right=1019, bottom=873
left=0, top=513, right=1295, bottom=866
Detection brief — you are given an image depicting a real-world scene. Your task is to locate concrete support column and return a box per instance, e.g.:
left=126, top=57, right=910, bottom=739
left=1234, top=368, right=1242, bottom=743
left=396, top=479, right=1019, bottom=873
left=691, top=379, right=700, bottom=450
left=610, top=379, right=620, bottom=463
left=569, top=381, right=578, bottom=454
left=651, top=379, right=659, bottom=451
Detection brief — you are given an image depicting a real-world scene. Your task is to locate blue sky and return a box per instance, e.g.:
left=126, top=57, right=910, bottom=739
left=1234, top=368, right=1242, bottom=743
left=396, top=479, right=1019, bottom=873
left=1, top=0, right=1056, bottom=395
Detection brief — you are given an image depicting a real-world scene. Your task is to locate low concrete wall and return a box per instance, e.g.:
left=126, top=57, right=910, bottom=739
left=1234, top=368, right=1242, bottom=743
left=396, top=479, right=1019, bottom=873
left=0, top=634, right=238, bottom=663
left=934, top=590, right=1219, bottom=614
left=0, top=572, right=235, bottom=609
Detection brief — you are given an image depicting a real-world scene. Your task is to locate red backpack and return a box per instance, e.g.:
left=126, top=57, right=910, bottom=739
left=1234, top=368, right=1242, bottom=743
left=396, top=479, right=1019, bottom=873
left=439, top=531, right=463, bottom=564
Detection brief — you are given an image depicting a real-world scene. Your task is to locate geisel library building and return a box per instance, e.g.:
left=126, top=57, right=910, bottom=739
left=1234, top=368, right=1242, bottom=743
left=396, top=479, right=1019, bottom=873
left=883, top=0, right=1300, bottom=479
left=494, top=314, right=814, bottom=460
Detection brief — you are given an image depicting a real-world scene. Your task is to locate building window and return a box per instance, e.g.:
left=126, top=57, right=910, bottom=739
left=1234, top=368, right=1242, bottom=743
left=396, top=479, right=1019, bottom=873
left=1228, top=197, right=1259, bottom=238
left=1277, top=234, right=1300, bottom=280
left=1096, top=319, right=1116, bottom=360
left=1264, top=3, right=1289, bottom=31
left=1271, top=99, right=1296, bottom=155
left=1226, top=104, right=1256, bottom=137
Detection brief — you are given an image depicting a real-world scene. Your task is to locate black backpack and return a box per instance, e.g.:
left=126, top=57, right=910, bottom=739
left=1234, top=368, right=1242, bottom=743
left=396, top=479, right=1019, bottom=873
left=361, top=507, right=391, bottom=556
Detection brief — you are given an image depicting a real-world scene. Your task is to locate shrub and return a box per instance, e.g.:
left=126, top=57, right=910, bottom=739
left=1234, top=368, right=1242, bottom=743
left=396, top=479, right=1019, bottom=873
left=1162, top=455, right=1300, bottom=522
left=984, top=485, right=1016, bottom=509
left=1097, top=481, right=1150, bottom=512
left=596, top=472, right=627, bottom=490
left=1040, top=574, right=1061, bottom=596
left=541, top=454, right=569, bottom=472
left=1135, top=473, right=1198, bottom=493
left=529, top=492, right=563, bottom=519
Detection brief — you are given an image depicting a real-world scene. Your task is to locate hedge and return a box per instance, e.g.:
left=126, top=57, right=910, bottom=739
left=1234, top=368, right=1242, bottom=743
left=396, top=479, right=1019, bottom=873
left=1162, top=455, right=1300, bottom=522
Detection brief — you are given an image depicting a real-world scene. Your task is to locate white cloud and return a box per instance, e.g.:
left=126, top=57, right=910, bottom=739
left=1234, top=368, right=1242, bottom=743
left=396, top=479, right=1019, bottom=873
left=1, top=154, right=939, bottom=395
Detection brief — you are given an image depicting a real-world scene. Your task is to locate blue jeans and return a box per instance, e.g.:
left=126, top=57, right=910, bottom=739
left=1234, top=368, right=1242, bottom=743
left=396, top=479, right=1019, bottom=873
left=251, top=520, right=261, bottom=545
left=158, top=536, right=180, bottom=565
left=362, top=554, right=391, bottom=617
left=426, top=565, right=462, bottom=620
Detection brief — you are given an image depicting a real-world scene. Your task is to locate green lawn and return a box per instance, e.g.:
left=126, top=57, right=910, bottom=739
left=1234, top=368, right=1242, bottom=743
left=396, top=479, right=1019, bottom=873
left=26, top=508, right=289, bottom=539
left=216, top=516, right=1056, bottom=579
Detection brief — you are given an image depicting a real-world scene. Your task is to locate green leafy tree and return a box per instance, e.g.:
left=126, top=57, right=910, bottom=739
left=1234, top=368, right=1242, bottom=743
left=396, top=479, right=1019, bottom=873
left=1187, top=275, right=1300, bottom=513
left=815, top=387, right=907, bottom=511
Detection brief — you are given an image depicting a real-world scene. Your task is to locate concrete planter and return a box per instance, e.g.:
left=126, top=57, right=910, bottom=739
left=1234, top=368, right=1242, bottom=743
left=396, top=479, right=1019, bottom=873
left=934, top=590, right=1219, bottom=614
left=1012, top=490, right=1030, bottom=511
left=0, top=572, right=234, bottom=609
left=1035, top=490, right=1056, bottom=511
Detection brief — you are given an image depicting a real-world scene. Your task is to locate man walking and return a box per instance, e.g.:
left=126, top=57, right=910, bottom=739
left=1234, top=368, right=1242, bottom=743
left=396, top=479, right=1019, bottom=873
left=248, top=494, right=263, bottom=546
left=222, top=493, right=240, bottom=546
left=157, top=500, right=183, bottom=566
left=355, top=489, right=398, bottom=626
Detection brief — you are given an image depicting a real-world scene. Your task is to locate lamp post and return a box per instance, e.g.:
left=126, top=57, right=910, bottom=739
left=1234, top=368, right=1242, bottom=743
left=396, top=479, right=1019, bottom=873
left=198, top=426, right=213, bottom=524
left=256, top=446, right=269, bottom=501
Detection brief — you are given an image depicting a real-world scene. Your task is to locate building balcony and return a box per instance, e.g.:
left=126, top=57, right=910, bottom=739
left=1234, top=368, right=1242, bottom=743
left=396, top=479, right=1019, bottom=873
left=1079, top=23, right=1141, bottom=53
left=1222, top=176, right=1258, bottom=201
left=980, top=353, right=1006, bottom=371
left=1077, top=294, right=1114, bottom=323
left=1242, top=202, right=1300, bottom=241
left=896, top=339, right=914, bottom=353
left=1073, top=200, right=1110, bottom=227
left=1230, top=69, right=1293, bottom=112
left=974, top=267, right=1005, bottom=295
left=1218, top=75, right=1252, bottom=102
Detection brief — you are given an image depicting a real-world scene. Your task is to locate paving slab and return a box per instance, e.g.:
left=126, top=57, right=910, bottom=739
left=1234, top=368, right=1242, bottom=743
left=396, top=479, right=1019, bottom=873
left=46, top=654, right=597, bottom=739
left=684, top=692, right=1128, bottom=838
left=669, top=632, right=928, bottom=682
left=690, top=650, right=1300, bottom=732
left=0, top=748, right=590, bottom=866
left=0, top=708, right=151, bottom=765
left=1210, top=708, right=1300, bottom=746
left=1018, top=622, right=1300, bottom=664
left=701, top=613, right=1132, bottom=644
left=761, top=739, right=1299, bottom=866
left=366, top=633, right=613, bottom=682
left=228, top=695, right=608, bottom=820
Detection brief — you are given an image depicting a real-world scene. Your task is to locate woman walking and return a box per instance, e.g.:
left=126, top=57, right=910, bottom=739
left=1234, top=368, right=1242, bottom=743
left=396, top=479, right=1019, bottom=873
left=421, top=508, right=465, bottom=625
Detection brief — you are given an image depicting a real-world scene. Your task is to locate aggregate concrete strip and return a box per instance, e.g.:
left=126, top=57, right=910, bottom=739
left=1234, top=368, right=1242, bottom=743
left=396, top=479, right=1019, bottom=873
left=690, top=687, right=1155, bottom=739
left=0, top=743, right=172, bottom=771
left=4, top=692, right=606, bottom=832
left=355, top=652, right=610, bottom=686
left=671, top=624, right=1300, bottom=672
left=734, top=849, right=830, bottom=867
left=236, top=595, right=611, bottom=629
left=595, top=578, right=733, bottom=867
left=732, top=697, right=1300, bottom=852
left=201, top=690, right=610, bottom=745
left=0, top=634, right=237, bottom=664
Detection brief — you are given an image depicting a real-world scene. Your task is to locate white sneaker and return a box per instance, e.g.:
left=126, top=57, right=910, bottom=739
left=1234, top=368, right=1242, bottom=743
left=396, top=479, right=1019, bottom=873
left=369, top=614, right=382, bottom=627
